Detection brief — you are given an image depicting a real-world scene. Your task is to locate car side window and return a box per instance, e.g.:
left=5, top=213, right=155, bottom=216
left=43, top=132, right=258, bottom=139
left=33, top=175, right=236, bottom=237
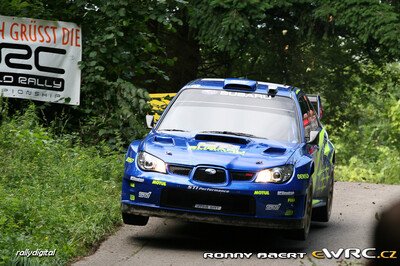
left=298, top=94, right=312, bottom=140
left=305, top=96, right=319, bottom=130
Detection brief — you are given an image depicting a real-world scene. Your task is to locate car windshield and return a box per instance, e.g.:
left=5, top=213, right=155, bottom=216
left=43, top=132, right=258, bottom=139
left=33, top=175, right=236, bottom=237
left=157, top=89, right=300, bottom=143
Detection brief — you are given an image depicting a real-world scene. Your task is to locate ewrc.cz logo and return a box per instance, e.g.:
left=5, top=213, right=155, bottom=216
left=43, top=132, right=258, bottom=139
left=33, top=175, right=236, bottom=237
left=203, top=252, right=307, bottom=259
left=312, top=248, right=398, bottom=259
left=202, top=249, right=398, bottom=260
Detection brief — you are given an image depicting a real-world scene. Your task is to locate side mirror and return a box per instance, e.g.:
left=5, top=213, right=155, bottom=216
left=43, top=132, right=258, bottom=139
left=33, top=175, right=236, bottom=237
left=308, top=130, right=320, bottom=144
left=146, top=115, right=154, bottom=128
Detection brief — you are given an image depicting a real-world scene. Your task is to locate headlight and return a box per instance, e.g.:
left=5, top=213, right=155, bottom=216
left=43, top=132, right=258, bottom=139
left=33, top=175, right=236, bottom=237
left=255, top=165, right=294, bottom=183
left=137, top=152, right=166, bottom=173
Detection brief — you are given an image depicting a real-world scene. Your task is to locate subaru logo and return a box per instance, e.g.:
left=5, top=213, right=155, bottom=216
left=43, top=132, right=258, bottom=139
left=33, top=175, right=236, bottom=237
left=205, top=168, right=217, bottom=175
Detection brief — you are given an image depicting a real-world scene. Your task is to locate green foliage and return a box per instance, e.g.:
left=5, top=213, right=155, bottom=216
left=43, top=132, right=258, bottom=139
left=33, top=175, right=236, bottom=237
left=315, top=0, right=400, bottom=58
left=76, top=1, right=166, bottom=146
left=189, top=0, right=272, bottom=53
left=185, top=0, right=400, bottom=118
left=0, top=106, right=123, bottom=265
left=332, top=63, right=400, bottom=184
left=336, top=148, right=400, bottom=184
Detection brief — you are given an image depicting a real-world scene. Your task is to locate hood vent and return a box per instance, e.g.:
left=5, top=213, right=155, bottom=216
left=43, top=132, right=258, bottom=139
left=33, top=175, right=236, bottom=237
left=154, top=136, right=174, bottom=145
left=263, top=146, right=286, bottom=155
left=195, top=134, right=249, bottom=145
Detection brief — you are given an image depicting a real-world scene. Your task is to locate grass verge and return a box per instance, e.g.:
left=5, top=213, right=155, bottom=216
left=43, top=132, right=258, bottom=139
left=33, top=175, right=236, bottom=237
left=0, top=106, right=123, bottom=265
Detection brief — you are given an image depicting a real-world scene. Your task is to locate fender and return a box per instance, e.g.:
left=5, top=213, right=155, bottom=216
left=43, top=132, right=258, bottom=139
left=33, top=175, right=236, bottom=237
left=125, top=139, right=142, bottom=171
left=293, top=149, right=314, bottom=192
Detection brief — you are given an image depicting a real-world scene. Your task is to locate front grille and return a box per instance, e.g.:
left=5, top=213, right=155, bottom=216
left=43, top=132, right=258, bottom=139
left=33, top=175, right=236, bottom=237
left=160, top=187, right=255, bottom=216
left=230, top=171, right=255, bottom=181
left=193, top=167, right=226, bottom=183
left=168, top=165, right=193, bottom=176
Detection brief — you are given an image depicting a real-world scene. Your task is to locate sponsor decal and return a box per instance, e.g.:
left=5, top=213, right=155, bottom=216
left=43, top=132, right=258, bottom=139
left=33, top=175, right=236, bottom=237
left=152, top=180, right=166, bottom=186
left=312, top=199, right=322, bottom=206
left=201, top=90, right=219, bottom=95
left=189, top=142, right=245, bottom=155
left=284, top=209, right=294, bottom=216
left=126, top=157, right=134, bottom=163
left=138, top=191, right=152, bottom=199
left=254, top=190, right=270, bottom=195
left=203, top=252, right=307, bottom=259
left=185, top=84, right=201, bottom=88
left=277, top=191, right=295, bottom=196
left=220, top=91, right=272, bottom=100
left=187, top=185, right=229, bottom=193
left=312, top=248, right=397, bottom=260
left=130, top=176, right=144, bottom=182
left=265, top=203, right=281, bottom=211
left=194, top=204, right=222, bottom=211
left=129, top=195, right=135, bottom=201
left=287, top=197, right=296, bottom=203
left=129, top=182, right=135, bottom=188
left=297, top=173, right=309, bottom=179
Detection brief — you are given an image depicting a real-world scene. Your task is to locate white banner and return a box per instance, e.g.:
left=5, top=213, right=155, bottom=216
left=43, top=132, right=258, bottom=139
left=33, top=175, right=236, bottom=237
left=0, top=15, right=81, bottom=105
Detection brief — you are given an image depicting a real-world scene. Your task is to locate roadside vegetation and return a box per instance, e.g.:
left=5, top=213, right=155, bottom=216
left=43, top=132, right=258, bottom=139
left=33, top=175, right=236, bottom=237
left=333, top=63, right=400, bottom=185
left=0, top=106, right=123, bottom=265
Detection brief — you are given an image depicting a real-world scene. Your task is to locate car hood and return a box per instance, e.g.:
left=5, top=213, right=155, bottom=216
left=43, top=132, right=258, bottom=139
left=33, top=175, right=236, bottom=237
left=140, top=131, right=300, bottom=171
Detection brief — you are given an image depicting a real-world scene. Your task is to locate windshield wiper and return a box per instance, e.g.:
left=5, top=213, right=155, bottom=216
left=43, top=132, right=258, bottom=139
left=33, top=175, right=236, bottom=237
left=200, top=130, right=259, bottom=138
left=159, top=129, right=188, bottom=132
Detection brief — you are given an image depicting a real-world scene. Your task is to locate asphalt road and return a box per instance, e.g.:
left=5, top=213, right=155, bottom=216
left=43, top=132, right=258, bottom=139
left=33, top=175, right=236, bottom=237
left=74, top=182, right=400, bottom=266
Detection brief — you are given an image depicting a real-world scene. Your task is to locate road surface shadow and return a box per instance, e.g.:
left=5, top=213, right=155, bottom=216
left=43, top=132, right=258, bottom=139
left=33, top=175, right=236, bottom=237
left=130, top=219, right=338, bottom=253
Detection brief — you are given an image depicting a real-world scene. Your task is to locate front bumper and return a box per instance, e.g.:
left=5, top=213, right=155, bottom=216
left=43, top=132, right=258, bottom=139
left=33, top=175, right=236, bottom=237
left=121, top=165, right=310, bottom=229
left=121, top=203, right=305, bottom=229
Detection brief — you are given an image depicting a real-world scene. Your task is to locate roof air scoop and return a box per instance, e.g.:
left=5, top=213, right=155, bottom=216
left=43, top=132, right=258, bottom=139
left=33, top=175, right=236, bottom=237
left=223, top=78, right=257, bottom=91
left=267, top=84, right=278, bottom=96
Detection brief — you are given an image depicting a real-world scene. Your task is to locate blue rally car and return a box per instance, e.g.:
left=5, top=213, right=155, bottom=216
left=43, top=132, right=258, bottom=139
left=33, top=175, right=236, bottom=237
left=121, top=78, right=335, bottom=240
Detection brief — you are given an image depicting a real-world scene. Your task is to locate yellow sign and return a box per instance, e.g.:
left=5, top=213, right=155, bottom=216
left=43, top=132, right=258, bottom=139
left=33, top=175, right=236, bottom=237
left=149, top=93, right=176, bottom=120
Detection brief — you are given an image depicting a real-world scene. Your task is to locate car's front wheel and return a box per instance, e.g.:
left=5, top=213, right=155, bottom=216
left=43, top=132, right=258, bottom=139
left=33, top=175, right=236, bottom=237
left=122, top=213, right=149, bottom=226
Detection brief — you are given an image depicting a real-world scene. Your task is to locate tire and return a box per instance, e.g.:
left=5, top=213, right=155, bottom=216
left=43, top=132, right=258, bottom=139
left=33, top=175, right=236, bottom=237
left=122, top=212, right=149, bottom=226
left=312, top=172, right=334, bottom=222
left=290, top=184, right=313, bottom=241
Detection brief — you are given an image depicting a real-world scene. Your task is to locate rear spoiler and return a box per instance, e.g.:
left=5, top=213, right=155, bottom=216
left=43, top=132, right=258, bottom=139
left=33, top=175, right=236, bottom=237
left=307, top=94, right=323, bottom=120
